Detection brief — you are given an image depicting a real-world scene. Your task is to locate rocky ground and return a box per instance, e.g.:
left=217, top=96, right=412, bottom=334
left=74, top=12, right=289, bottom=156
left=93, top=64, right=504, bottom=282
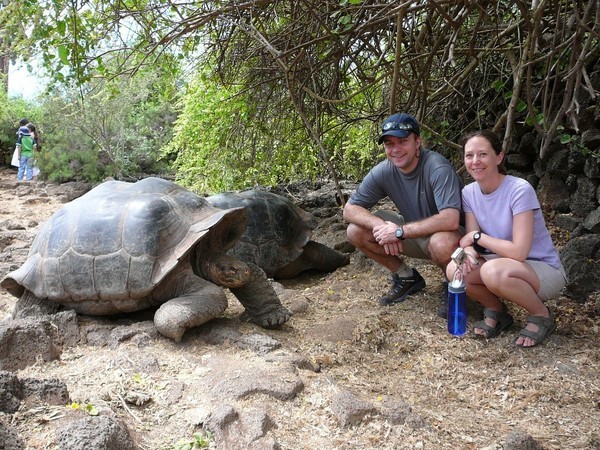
left=0, top=166, right=599, bottom=450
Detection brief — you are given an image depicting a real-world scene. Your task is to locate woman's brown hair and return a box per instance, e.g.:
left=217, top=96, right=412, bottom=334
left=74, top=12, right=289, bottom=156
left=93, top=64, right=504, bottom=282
left=459, top=130, right=507, bottom=175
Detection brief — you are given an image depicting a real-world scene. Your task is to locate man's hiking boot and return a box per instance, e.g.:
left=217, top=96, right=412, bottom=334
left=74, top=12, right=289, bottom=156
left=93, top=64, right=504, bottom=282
left=437, top=281, right=449, bottom=319
left=379, top=269, right=426, bottom=306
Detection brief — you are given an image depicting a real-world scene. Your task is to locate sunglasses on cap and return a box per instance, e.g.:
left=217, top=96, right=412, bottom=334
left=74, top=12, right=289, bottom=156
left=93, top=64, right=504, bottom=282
left=382, top=122, right=415, bottom=132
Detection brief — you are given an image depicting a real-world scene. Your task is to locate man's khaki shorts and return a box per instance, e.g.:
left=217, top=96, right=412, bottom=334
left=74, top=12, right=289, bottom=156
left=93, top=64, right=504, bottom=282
left=374, top=210, right=431, bottom=260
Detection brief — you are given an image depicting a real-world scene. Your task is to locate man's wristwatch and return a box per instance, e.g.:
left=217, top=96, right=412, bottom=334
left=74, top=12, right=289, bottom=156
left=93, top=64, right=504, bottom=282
left=473, top=231, right=482, bottom=245
left=395, top=226, right=405, bottom=240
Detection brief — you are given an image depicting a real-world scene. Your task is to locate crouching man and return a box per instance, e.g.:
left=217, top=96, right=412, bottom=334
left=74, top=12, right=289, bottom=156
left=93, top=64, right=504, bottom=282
left=343, top=113, right=463, bottom=315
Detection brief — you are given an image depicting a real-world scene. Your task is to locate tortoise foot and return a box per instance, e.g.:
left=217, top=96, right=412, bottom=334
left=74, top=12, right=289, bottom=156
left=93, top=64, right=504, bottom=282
left=242, top=306, right=292, bottom=329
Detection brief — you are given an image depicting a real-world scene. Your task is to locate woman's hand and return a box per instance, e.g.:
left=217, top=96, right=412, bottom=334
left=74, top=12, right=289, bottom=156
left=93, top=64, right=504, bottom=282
left=461, top=251, right=480, bottom=274
left=459, top=231, right=478, bottom=249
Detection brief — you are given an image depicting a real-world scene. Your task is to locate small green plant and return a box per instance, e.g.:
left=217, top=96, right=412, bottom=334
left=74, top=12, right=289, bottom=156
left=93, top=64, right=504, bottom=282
left=67, top=401, right=99, bottom=416
left=169, top=431, right=213, bottom=450
left=555, top=127, right=600, bottom=158
left=559, top=133, right=577, bottom=145
left=581, top=146, right=599, bottom=159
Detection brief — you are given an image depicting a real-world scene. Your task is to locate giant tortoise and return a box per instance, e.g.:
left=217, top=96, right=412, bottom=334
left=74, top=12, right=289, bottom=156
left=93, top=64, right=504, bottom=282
left=1, top=178, right=291, bottom=342
left=206, top=190, right=349, bottom=279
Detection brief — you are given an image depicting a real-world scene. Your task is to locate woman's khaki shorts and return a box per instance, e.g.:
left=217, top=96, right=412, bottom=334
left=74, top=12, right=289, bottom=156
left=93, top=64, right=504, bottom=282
left=526, top=260, right=568, bottom=302
left=482, top=254, right=568, bottom=302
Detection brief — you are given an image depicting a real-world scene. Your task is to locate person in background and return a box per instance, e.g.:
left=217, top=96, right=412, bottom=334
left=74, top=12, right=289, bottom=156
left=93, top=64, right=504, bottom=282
left=26, top=123, right=38, bottom=144
left=11, top=119, right=30, bottom=170
left=17, top=118, right=29, bottom=136
left=26, top=123, right=41, bottom=178
left=446, top=130, right=567, bottom=348
left=15, top=125, right=36, bottom=181
left=343, top=112, right=463, bottom=313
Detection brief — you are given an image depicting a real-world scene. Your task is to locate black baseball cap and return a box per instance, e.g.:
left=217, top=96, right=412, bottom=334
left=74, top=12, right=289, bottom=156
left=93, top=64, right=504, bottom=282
left=378, top=113, right=420, bottom=144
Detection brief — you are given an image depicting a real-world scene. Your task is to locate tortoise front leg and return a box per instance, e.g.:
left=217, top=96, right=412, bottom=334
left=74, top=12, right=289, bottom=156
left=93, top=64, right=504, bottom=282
left=229, top=263, right=292, bottom=328
left=153, top=269, right=228, bottom=342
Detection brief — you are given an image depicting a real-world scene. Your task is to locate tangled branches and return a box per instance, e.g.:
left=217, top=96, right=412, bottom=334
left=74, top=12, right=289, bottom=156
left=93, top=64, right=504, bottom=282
left=199, top=0, right=600, bottom=155
left=5, top=0, right=598, bottom=173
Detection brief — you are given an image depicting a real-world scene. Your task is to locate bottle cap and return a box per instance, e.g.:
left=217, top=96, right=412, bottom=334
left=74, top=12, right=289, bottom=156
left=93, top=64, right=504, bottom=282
left=450, top=279, right=464, bottom=289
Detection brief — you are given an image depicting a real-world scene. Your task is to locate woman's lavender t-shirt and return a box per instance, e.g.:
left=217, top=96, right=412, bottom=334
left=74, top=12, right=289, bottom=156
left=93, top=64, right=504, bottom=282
left=462, top=175, right=562, bottom=269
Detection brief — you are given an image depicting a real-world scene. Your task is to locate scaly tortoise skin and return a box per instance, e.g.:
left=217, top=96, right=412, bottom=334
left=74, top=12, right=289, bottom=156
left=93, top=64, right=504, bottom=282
left=1, top=178, right=291, bottom=342
left=206, top=190, right=349, bottom=279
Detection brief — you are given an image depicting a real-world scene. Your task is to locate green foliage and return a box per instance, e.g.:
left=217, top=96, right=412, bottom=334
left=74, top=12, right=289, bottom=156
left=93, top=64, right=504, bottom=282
left=525, top=112, right=545, bottom=127
left=169, top=431, right=213, bottom=450
left=4, top=0, right=598, bottom=184
left=31, top=67, right=177, bottom=182
left=325, top=118, right=379, bottom=180
left=560, top=134, right=575, bottom=145
left=35, top=147, right=74, bottom=182
left=36, top=145, right=119, bottom=183
left=582, top=147, right=600, bottom=159
left=0, top=95, right=42, bottom=165
left=165, top=71, right=324, bottom=193
left=555, top=126, right=599, bottom=159
left=0, top=0, right=189, bottom=87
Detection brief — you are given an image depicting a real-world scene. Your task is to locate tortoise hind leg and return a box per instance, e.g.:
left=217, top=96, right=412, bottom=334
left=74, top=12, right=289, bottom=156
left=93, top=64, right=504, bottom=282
left=13, top=290, right=63, bottom=319
left=230, top=263, right=292, bottom=328
left=153, top=270, right=228, bottom=342
left=273, top=240, right=350, bottom=279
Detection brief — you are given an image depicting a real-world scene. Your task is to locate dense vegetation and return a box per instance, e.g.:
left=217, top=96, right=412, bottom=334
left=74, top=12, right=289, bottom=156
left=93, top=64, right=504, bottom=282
left=0, top=67, right=177, bottom=182
left=0, top=1, right=598, bottom=192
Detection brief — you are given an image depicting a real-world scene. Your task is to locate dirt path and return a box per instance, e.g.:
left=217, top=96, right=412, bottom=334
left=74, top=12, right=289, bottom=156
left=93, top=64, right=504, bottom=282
left=1, top=167, right=599, bottom=449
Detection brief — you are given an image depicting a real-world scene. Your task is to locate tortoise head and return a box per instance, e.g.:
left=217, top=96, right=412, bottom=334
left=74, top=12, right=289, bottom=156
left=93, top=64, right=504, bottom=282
left=200, top=253, right=251, bottom=288
left=192, top=205, right=250, bottom=287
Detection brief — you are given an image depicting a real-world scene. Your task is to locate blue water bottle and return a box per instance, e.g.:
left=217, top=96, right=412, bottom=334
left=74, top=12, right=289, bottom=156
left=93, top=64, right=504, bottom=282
left=447, top=277, right=467, bottom=336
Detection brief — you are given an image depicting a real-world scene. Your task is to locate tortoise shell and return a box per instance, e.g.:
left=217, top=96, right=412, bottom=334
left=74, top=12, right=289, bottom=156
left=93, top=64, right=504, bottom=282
left=206, top=190, right=317, bottom=277
left=2, top=177, right=245, bottom=312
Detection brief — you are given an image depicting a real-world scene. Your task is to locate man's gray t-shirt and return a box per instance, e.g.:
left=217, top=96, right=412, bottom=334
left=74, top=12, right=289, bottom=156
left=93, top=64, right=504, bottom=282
left=348, top=149, right=462, bottom=223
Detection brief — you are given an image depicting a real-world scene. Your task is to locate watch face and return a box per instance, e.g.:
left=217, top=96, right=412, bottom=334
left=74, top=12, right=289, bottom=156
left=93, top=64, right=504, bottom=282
left=395, top=227, right=404, bottom=239
left=474, top=232, right=481, bottom=241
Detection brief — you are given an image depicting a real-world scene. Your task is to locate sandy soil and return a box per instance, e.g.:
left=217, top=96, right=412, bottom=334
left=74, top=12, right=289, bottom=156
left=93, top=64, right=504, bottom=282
left=0, top=166, right=599, bottom=450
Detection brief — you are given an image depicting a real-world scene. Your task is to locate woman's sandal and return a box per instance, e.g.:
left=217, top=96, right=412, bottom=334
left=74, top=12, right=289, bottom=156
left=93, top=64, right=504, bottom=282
left=473, top=306, right=514, bottom=339
left=515, top=307, right=555, bottom=348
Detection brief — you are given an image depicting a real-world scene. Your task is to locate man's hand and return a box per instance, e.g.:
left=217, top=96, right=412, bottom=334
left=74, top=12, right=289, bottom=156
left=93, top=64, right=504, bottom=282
left=372, top=221, right=403, bottom=255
